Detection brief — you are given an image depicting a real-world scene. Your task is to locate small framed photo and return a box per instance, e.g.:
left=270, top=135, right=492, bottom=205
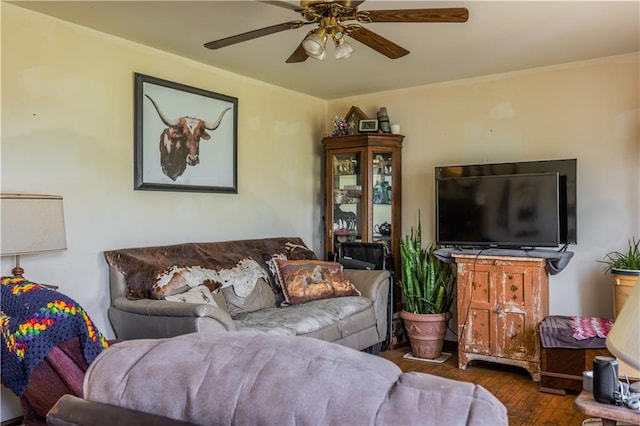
left=358, top=119, right=379, bottom=133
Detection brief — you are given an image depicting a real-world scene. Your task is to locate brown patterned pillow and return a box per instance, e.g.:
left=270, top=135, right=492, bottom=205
left=273, top=259, right=360, bottom=305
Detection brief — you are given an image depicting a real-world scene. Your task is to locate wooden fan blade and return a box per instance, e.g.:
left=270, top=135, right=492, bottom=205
left=286, top=42, right=309, bottom=63
left=358, top=8, right=469, bottom=23
left=347, top=26, right=409, bottom=59
left=204, top=21, right=308, bottom=49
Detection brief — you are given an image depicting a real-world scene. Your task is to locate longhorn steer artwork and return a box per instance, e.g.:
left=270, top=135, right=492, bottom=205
left=145, top=94, right=231, bottom=181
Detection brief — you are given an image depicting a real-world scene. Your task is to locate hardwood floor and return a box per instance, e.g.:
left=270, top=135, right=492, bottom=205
left=380, top=344, right=590, bottom=426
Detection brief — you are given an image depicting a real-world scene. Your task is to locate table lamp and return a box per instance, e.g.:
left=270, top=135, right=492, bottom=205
left=606, top=280, right=640, bottom=392
left=0, top=193, right=67, bottom=277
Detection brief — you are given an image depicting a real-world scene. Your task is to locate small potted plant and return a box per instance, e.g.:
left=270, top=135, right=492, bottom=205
left=600, top=237, right=640, bottom=318
left=398, top=212, right=455, bottom=359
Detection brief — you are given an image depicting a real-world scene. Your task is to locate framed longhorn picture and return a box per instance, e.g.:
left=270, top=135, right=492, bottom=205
left=134, top=73, right=238, bottom=193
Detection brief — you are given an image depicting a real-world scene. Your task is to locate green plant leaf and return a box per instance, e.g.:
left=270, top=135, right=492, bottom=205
left=397, top=210, right=456, bottom=314
left=600, top=237, right=640, bottom=271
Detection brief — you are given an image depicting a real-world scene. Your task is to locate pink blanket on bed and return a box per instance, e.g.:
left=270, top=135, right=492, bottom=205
left=570, top=317, right=613, bottom=340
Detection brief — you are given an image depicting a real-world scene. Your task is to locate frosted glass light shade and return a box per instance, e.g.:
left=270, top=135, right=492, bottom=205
left=307, top=50, right=326, bottom=60
left=303, top=31, right=326, bottom=57
left=335, top=39, right=354, bottom=59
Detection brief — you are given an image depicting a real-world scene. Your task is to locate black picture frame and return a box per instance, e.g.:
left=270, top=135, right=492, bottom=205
left=358, top=119, right=379, bottom=133
left=134, top=73, right=238, bottom=193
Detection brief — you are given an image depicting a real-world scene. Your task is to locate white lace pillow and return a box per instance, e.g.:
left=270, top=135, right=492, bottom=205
left=164, top=285, right=218, bottom=307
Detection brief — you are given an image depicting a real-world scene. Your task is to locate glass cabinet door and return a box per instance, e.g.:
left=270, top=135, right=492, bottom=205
left=372, top=151, right=393, bottom=251
left=323, top=133, right=403, bottom=314
left=331, top=152, right=362, bottom=252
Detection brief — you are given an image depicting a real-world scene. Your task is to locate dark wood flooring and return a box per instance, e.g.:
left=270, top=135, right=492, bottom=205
left=380, top=344, right=591, bottom=426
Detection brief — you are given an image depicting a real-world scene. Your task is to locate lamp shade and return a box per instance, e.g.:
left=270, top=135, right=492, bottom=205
left=1, top=194, right=67, bottom=256
left=606, top=281, right=640, bottom=370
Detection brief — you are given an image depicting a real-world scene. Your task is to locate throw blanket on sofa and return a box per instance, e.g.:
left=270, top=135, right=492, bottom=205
left=104, top=237, right=317, bottom=299
left=1, top=276, right=109, bottom=396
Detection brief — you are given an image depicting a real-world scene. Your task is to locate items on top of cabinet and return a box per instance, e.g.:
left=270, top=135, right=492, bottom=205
left=332, top=106, right=402, bottom=137
left=331, top=116, right=349, bottom=136
left=343, top=106, right=369, bottom=135
left=377, top=107, right=391, bottom=134
left=358, top=119, right=379, bottom=133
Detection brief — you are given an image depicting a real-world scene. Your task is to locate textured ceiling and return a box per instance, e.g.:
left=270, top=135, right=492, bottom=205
left=9, top=1, right=640, bottom=99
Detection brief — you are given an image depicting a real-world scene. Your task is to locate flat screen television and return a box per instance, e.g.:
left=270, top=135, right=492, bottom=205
left=436, top=173, right=561, bottom=248
left=435, top=159, right=577, bottom=247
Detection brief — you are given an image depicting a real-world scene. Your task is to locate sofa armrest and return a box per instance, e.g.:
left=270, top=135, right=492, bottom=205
left=343, top=269, right=390, bottom=343
left=343, top=269, right=390, bottom=301
left=111, top=297, right=236, bottom=333
left=47, top=394, right=195, bottom=426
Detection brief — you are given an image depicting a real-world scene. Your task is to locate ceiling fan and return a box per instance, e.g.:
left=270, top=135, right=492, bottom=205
left=204, top=1, right=469, bottom=62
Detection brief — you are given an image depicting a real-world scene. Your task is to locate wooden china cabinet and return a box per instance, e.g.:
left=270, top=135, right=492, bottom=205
left=322, top=133, right=403, bottom=293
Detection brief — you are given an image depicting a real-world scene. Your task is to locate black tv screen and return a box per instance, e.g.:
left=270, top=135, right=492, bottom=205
left=436, top=173, right=560, bottom=248
left=435, top=159, right=577, bottom=245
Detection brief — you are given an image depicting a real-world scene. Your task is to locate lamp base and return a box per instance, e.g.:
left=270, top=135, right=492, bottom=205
left=8, top=267, right=59, bottom=290
left=11, top=266, right=24, bottom=277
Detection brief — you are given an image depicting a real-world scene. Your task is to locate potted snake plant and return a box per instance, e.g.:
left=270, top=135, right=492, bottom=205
left=600, top=237, right=640, bottom=318
left=398, top=212, right=455, bottom=359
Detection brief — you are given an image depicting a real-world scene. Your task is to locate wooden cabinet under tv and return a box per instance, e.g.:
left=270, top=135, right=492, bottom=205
left=452, top=254, right=549, bottom=381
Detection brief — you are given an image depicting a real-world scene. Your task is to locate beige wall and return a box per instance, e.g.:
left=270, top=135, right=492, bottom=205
left=328, top=53, right=639, bottom=321
left=1, top=3, right=638, bottom=419
left=1, top=4, right=326, bottom=334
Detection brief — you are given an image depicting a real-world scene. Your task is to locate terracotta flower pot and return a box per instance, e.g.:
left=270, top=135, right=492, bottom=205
left=400, top=310, right=451, bottom=359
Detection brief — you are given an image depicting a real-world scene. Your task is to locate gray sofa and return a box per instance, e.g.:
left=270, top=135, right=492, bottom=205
left=105, top=237, right=390, bottom=352
left=47, top=332, right=508, bottom=426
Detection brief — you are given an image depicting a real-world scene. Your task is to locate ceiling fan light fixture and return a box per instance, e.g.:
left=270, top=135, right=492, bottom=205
left=204, top=5, right=471, bottom=63
left=302, top=29, right=326, bottom=56
left=334, top=38, right=353, bottom=60
left=307, top=49, right=327, bottom=61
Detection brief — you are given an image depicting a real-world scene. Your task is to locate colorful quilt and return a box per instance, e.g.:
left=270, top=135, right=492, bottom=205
left=1, top=276, right=108, bottom=396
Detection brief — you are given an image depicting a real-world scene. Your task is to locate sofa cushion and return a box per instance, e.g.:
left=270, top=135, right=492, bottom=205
left=274, top=259, right=360, bottom=305
left=233, top=296, right=374, bottom=339
left=222, top=278, right=276, bottom=317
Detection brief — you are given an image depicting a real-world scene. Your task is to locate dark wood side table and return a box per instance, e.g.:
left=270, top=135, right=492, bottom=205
left=574, top=390, right=640, bottom=425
